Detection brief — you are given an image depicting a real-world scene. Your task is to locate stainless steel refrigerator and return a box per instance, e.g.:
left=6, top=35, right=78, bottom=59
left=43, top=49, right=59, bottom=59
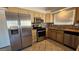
left=19, top=13, right=32, bottom=48
left=6, top=12, right=32, bottom=50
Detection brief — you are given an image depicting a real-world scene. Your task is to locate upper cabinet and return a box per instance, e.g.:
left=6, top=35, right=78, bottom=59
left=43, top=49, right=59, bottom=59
left=45, top=13, right=54, bottom=23
left=75, top=8, right=79, bottom=24
left=6, top=7, right=19, bottom=13
left=19, top=8, right=28, bottom=14
left=32, top=12, right=45, bottom=23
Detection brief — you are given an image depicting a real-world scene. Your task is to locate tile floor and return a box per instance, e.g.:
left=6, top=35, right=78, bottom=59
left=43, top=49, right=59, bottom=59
left=0, top=39, right=74, bottom=51
left=22, top=39, right=74, bottom=51
left=0, top=46, right=11, bottom=51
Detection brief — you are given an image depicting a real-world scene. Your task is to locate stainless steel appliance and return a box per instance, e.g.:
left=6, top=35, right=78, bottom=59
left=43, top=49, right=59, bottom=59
left=34, top=17, right=43, bottom=23
left=6, top=12, right=32, bottom=50
left=19, top=14, right=32, bottom=48
left=6, top=12, right=22, bottom=50
left=37, top=28, right=46, bottom=42
left=32, top=17, right=46, bottom=42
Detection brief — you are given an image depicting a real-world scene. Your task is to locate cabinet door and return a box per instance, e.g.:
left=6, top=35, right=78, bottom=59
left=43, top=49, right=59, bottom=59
left=64, top=33, right=72, bottom=47
left=51, top=30, right=57, bottom=41
left=32, top=30, right=37, bottom=43
left=56, top=30, right=64, bottom=43
left=48, top=29, right=52, bottom=39
left=75, top=8, right=79, bottom=23
left=7, top=7, right=19, bottom=13
left=45, top=13, right=50, bottom=23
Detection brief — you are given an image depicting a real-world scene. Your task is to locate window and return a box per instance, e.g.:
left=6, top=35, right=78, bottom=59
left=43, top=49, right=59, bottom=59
left=54, top=8, right=75, bottom=25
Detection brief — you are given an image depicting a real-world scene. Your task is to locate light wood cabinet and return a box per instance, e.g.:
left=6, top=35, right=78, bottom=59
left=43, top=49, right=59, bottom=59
left=45, top=13, right=50, bottom=23
left=46, top=28, right=48, bottom=37
left=48, top=29, right=52, bottom=39
left=32, top=29, right=37, bottom=43
left=45, top=13, right=53, bottom=23
left=56, top=30, right=64, bottom=44
left=48, top=29, right=64, bottom=43
left=51, top=30, right=57, bottom=41
left=19, top=8, right=28, bottom=14
left=48, top=29, right=57, bottom=41
left=33, top=12, right=45, bottom=23
left=73, top=8, right=79, bottom=24
left=42, top=14, right=45, bottom=23
left=6, top=7, right=19, bottom=13
left=75, top=8, right=79, bottom=23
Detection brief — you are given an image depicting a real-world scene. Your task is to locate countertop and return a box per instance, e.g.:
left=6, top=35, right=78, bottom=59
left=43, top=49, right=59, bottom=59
left=48, top=27, right=79, bottom=33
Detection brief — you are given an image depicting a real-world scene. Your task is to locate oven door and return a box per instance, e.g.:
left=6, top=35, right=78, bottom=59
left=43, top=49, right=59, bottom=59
left=37, top=30, right=46, bottom=37
left=37, top=30, right=46, bottom=42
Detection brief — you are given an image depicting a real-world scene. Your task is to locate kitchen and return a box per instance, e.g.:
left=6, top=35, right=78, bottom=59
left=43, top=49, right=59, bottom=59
left=0, top=7, right=79, bottom=51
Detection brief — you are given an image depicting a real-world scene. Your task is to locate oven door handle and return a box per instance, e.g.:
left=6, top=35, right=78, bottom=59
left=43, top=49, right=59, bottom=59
left=38, top=31, right=43, bottom=32
left=37, top=30, right=45, bottom=32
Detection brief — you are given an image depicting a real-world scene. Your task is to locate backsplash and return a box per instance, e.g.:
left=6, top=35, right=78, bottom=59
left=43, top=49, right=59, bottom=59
left=47, top=23, right=74, bottom=29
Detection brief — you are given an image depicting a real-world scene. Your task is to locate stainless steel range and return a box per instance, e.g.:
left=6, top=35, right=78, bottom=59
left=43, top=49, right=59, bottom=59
left=37, top=28, right=46, bottom=42
left=32, top=17, right=46, bottom=42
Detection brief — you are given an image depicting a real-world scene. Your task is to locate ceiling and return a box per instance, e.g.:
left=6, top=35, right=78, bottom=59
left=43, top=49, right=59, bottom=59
left=21, top=7, right=65, bottom=13
left=45, top=7, right=65, bottom=12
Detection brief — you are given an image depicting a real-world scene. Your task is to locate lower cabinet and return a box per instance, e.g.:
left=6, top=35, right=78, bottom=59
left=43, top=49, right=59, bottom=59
left=56, top=30, right=64, bottom=44
left=48, top=29, right=63, bottom=43
left=32, top=29, right=37, bottom=43
left=51, top=30, right=57, bottom=41
left=48, top=29, right=52, bottom=39
left=48, top=29, right=57, bottom=40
